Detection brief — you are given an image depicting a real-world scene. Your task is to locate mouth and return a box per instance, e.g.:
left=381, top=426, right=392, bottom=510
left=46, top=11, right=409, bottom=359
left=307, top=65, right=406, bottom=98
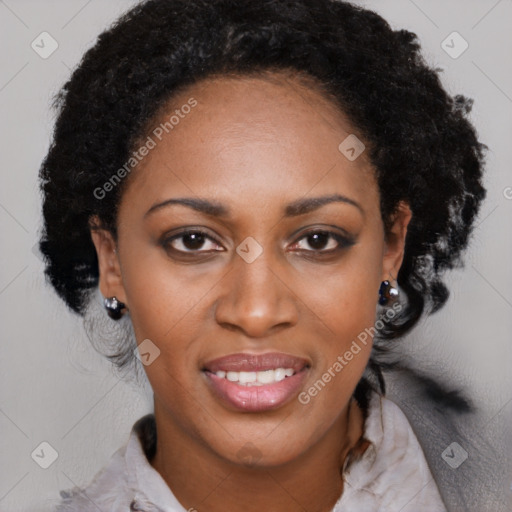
left=202, top=352, right=310, bottom=412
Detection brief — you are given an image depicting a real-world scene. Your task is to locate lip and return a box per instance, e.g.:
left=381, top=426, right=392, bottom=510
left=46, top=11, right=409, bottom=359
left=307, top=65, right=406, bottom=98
left=202, top=352, right=310, bottom=412
left=203, top=352, right=310, bottom=373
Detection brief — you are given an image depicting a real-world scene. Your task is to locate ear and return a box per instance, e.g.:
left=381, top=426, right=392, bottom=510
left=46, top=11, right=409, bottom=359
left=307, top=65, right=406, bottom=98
left=381, top=201, right=412, bottom=282
left=89, top=215, right=128, bottom=305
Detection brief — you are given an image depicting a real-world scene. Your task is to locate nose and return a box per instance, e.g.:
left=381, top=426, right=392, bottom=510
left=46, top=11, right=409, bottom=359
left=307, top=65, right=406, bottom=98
left=213, top=247, right=299, bottom=338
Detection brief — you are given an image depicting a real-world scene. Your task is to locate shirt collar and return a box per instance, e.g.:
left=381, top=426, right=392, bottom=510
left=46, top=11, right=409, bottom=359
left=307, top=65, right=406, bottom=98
left=124, top=414, right=187, bottom=512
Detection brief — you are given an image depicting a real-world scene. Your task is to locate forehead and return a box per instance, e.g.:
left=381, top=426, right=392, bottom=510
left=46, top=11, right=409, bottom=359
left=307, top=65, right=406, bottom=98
left=120, top=73, right=378, bottom=216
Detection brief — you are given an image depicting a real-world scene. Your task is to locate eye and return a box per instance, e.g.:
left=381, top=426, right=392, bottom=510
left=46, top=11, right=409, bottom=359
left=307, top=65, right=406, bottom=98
left=161, top=229, right=223, bottom=255
left=291, top=229, right=355, bottom=254
left=161, top=227, right=355, bottom=258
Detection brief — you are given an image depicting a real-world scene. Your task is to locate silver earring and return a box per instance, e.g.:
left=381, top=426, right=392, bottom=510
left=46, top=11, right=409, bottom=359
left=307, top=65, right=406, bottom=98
left=378, top=280, right=399, bottom=305
left=104, top=296, right=126, bottom=320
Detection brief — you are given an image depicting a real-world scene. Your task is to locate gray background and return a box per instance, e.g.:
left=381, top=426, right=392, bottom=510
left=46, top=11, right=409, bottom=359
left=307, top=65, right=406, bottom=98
left=0, top=1, right=511, bottom=510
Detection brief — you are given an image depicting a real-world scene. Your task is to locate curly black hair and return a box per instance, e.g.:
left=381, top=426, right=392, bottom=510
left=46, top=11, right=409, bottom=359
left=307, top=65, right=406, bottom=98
left=38, top=0, right=487, bottom=395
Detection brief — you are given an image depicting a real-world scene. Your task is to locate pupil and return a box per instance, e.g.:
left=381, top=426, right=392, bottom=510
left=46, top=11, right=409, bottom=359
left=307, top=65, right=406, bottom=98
left=308, top=232, right=328, bottom=250
left=184, top=233, right=205, bottom=250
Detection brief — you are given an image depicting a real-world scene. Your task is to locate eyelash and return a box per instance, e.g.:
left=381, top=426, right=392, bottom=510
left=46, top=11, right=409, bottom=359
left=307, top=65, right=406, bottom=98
left=160, top=228, right=355, bottom=258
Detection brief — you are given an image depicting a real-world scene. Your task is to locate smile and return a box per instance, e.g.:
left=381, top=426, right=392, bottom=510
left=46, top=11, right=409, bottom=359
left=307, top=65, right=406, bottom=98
left=202, top=352, right=310, bottom=412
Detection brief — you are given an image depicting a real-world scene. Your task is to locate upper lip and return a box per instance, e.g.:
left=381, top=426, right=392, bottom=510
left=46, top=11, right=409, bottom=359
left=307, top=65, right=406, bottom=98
left=203, top=352, right=310, bottom=373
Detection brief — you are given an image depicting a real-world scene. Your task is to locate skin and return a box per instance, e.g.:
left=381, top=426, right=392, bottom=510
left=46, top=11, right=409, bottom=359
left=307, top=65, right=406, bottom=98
left=90, top=71, right=411, bottom=512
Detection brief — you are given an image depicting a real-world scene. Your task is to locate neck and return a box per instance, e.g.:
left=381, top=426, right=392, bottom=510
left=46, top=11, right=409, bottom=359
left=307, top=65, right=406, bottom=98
left=150, top=398, right=366, bottom=512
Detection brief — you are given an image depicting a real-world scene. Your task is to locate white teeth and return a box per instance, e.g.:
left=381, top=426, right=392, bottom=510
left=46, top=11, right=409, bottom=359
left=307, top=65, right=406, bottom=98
left=226, top=371, right=238, bottom=382
left=257, top=369, right=276, bottom=384
left=274, top=368, right=286, bottom=381
left=239, top=371, right=257, bottom=383
left=214, top=368, right=296, bottom=386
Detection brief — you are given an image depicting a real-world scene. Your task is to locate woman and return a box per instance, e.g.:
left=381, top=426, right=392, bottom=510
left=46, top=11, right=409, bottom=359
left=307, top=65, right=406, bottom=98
left=38, top=0, right=495, bottom=510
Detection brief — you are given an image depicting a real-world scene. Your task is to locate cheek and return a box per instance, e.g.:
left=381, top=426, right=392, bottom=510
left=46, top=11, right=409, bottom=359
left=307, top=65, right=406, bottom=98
left=310, top=277, right=376, bottom=379
left=119, top=241, right=196, bottom=340
left=298, top=241, right=383, bottom=389
left=297, top=274, right=376, bottom=429
left=119, top=250, right=214, bottom=384
left=124, top=266, right=202, bottom=413
left=306, top=245, right=383, bottom=334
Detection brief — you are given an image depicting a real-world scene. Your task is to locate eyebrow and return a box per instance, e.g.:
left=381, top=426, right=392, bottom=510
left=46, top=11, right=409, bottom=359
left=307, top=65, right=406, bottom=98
left=144, top=193, right=363, bottom=219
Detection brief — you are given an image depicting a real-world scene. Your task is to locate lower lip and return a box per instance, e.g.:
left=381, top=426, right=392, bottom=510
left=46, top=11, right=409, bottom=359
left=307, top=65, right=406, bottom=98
left=204, top=369, right=309, bottom=412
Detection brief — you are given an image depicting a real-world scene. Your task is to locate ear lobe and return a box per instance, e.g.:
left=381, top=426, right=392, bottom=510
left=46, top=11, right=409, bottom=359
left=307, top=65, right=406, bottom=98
left=382, top=201, right=412, bottom=281
left=89, top=216, right=127, bottom=305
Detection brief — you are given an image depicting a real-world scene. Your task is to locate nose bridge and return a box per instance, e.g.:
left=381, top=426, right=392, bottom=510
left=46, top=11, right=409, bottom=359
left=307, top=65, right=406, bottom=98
left=214, top=238, right=298, bottom=336
left=236, top=241, right=281, bottom=298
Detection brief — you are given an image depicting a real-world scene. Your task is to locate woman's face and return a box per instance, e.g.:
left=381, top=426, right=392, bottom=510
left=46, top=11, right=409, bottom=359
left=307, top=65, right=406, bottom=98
left=92, top=72, right=410, bottom=467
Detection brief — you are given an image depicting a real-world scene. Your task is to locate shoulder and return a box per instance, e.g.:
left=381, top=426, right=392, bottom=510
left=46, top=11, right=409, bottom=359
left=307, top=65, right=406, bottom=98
left=54, top=414, right=182, bottom=511
left=54, top=414, right=171, bottom=512
left=385, top=367, right=511, bottom=512
left=55, top=441, right=133, bottom=511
